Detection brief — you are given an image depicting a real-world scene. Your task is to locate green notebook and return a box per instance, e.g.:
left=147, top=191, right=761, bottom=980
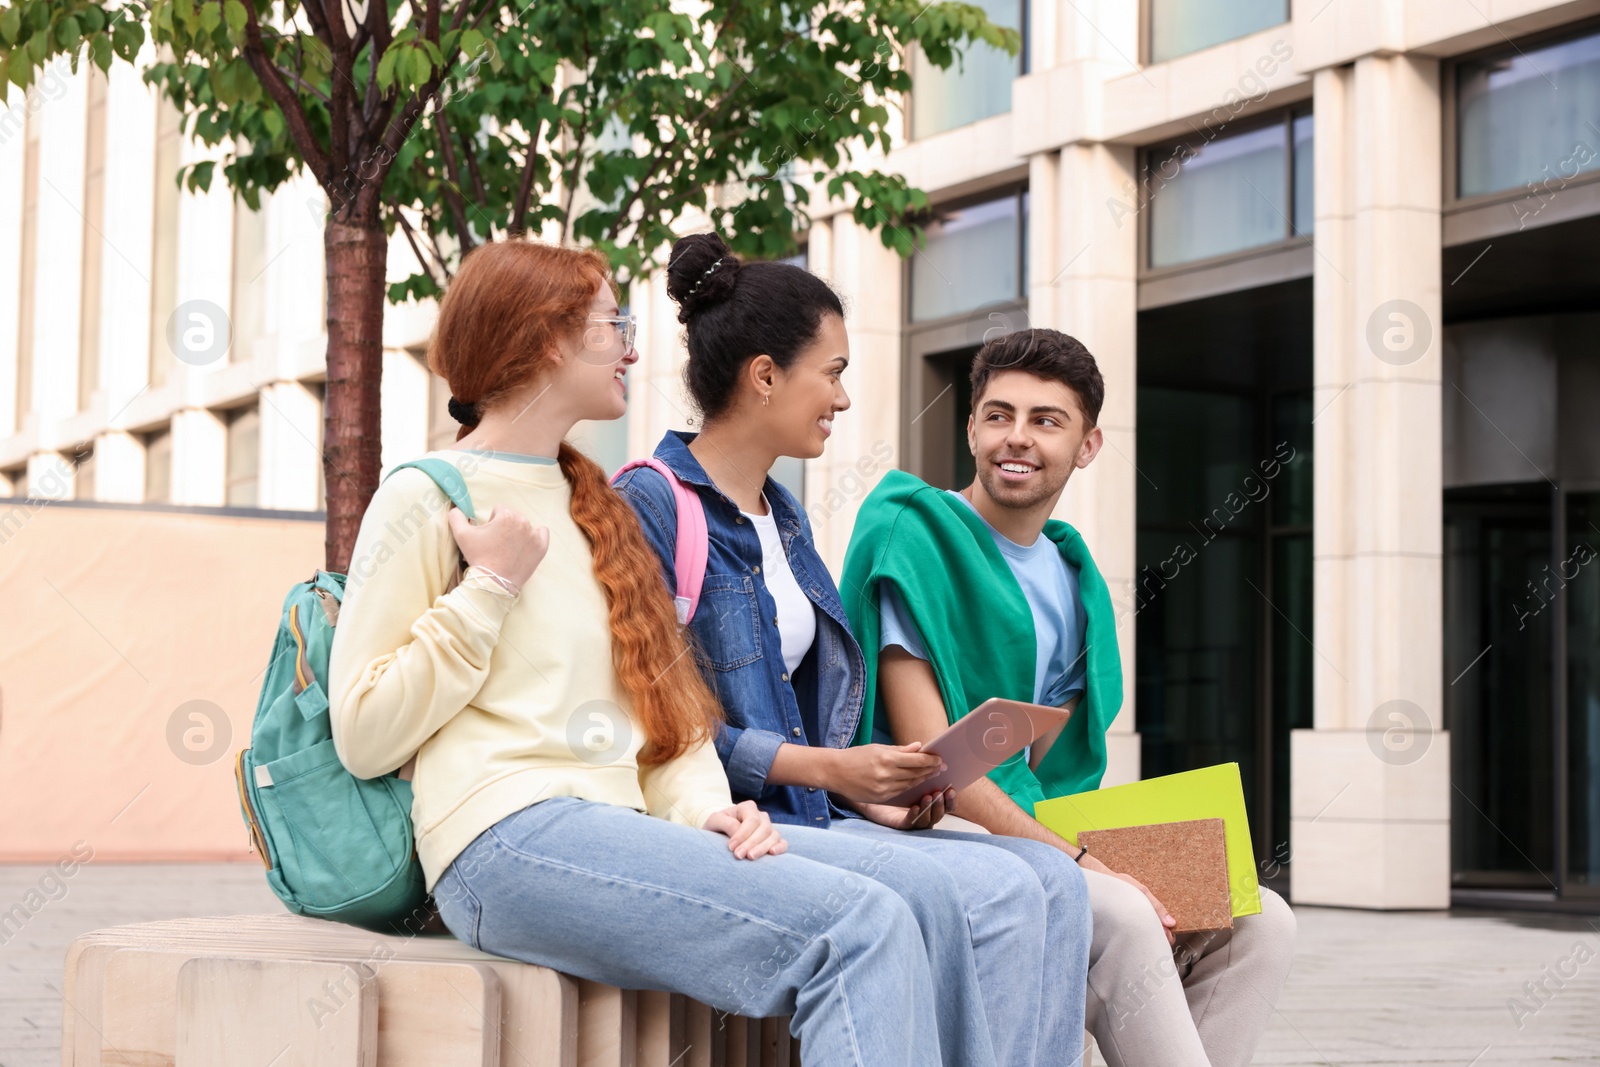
left=1033, top=762, right=1262, bottom=918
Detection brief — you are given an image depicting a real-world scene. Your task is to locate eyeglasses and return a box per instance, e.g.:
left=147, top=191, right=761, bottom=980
left=586, top=313, right=637, bottom=356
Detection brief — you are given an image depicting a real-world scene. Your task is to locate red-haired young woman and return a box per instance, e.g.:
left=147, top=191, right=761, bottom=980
left=327, top=239, right=985, bottom=1067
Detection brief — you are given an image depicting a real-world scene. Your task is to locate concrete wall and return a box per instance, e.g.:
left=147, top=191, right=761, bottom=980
left=0, top=501, right=323, bottom=861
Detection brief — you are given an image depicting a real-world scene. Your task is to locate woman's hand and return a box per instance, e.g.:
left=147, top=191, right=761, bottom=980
left=853, top=787, right=956, bottom=831
left=827, top=743, right=944, bottom=804
left=447, top=505, right=550, bottom=591
left=1078, top=851, right=1178, bottom=945
left=703, top=800, right=788, bottom=860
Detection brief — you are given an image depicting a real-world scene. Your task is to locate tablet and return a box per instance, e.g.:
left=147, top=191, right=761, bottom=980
left=884, top=698, right=1073, bottom=807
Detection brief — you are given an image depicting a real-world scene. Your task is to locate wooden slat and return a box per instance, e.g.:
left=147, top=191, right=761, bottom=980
left=174, top=957, right=376, bottom=1067
left=577, top=982, right=636, bottom=1067
left=61, top=917, right=786, bottom=1067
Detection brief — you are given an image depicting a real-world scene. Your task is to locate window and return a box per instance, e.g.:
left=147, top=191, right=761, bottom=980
left=225, top=405, right=260, bottom=507
left=308, top=381, right=326, bottom=510
left=1457, top=28, right=1600, bottom=200
left=231, top=192, right=273, bottom=362
left=149, top=99, right=183, bottom=389
left=909, top=190, right=1028, bottom=323
left=16, top=94, right=40, bottom=428
left=1148, top=0, right=1287, bottom=65
left=911, top=0, right=1023, bottom=139
left=145, top=428, right=173, bottom=503
left=1146, top=111, right=1312, bottom=270
left=426, top=371, right=459, bottom=452
left=70, top=444, right=96, bottom=501
left=79, top=69, right=108, bottom=411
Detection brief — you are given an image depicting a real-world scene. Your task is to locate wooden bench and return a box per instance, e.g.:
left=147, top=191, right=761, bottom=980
left=60, top=914, right=799, bottom=1067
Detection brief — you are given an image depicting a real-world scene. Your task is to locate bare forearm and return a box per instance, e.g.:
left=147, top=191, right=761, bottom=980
left=766, top=743, right=839, bottom=790
left=958, top=776, right=1084, bottom=857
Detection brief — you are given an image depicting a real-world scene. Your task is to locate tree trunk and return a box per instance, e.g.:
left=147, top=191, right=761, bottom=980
left=321, top=219, right=389, bottom=574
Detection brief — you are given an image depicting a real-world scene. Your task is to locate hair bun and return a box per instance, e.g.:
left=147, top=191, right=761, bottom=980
left=666, top=232, right=742, bottom=323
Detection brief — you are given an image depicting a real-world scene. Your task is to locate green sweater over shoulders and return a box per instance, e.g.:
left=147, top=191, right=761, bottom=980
left=840, top=470, right=1123, bottom=810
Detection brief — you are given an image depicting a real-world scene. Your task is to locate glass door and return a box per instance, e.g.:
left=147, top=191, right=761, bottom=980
left=1564, top=490, right=1600, bottom=897
left=1443, top=483, right=1557, bottom=889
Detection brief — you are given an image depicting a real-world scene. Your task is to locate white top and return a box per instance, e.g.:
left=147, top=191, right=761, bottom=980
left=743, top=498, right=817, bottom=677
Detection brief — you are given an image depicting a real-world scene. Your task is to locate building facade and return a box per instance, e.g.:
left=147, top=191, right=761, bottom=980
left=4, top=0, right=1600, bottom=911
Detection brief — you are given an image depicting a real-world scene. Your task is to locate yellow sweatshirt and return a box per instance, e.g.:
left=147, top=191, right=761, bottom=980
left=328, top=449, right=734, bottom=891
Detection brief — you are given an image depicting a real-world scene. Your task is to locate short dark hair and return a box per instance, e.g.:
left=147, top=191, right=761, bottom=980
left=969, top=329, right=1104, bottom=426
left=666, top=232, right=844, bottom=421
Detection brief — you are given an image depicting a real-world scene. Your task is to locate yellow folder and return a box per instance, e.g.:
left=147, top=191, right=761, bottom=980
left=1033, top=763, right=1262, bottom=918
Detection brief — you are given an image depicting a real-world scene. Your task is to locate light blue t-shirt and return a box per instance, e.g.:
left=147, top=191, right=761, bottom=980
left=878, top=490, right=1088, bottom=708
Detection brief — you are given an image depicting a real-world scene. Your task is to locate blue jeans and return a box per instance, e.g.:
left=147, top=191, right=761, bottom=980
left=433, top=797, right=968, bottom=1067
left=833, top=820, right=1094, bottom=1067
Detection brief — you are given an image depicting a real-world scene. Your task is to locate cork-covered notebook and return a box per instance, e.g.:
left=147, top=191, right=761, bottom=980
left=1078, top=818, right=1233, bottom=934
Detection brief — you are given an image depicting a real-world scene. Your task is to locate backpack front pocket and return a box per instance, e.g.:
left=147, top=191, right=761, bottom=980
left=253, top=738, right=415, bottom=911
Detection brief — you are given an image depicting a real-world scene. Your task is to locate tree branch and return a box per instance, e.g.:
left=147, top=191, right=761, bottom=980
left=432, top=109, right=477, bottom=251
left=273, top=63, right=332, bottom=105
left=509, top=111, right=546, bottom=235
left=240, top=0, right=331, bottom=187
left=456, top=126, right=486, bottom=204
left=396, top=210, right=448, bottom=290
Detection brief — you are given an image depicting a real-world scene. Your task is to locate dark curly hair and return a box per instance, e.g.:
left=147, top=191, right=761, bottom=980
left=970, top=329, right=1105, bottom=426
left=665, top=232, right=844, bottom=421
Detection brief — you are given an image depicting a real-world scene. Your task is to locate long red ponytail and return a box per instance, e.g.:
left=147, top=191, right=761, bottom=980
left=428, top=239, right=721, bottom=764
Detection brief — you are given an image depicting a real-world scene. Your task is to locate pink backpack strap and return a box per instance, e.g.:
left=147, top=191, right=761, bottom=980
left=612, top=458, right=708, bottom=625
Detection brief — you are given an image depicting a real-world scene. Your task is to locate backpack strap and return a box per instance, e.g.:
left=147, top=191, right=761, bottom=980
left=612, top=458, right=707, bottom=625
left=386, top=458, right=477, bottom=521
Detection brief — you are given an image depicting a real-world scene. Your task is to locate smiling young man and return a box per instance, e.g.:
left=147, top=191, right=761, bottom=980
left=841, top=329, right=1295, bottom=1067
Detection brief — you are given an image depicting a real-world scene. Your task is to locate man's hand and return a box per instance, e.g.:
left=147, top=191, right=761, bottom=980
left=850, top=787, right=956, bottom=831
left=1078, top=851, right=1177, bottom=944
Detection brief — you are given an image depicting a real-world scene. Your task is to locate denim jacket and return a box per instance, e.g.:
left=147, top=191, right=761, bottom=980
left=614, top=431, right=865, bottom=827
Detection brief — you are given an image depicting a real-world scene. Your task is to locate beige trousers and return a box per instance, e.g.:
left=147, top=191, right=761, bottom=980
left=1084, top=870, right=1296, bottom=1067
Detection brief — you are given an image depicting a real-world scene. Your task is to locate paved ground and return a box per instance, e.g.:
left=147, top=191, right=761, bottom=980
left=2, top=864, right=1597, bottom=1066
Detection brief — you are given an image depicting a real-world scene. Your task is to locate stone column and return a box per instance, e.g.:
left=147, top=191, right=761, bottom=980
left=1051, top=141, right=1142, bottom=786
left=258, top=381, right=322, bottom=510
left=812, top=213, right=902, bottom=575
left=32, top=67, right=89, bottom=430
left=1291, top=57, right=1450, bottom=909
left=170, top=407, right=227, bottom=507
left=92, top=431, right=146, bottom=503
left=98, top=60, right=159, bottom=428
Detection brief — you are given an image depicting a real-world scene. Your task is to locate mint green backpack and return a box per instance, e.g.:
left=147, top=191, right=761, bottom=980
left=234, top=459, right=474, bottom=933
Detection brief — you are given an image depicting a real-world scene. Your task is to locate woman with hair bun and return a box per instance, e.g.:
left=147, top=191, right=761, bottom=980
left=615, top=232, right=1094, bottom=1067
left=327, top=238, right=970, bottom=1067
